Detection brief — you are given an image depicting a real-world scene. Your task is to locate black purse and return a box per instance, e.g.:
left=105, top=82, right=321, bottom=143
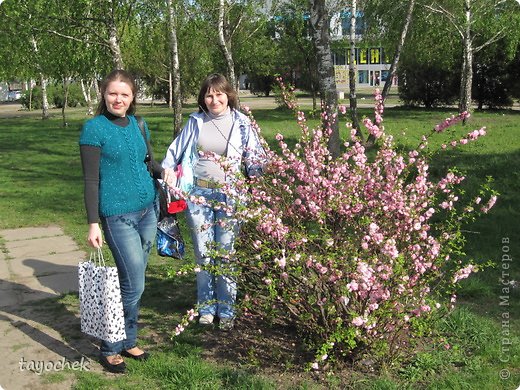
left=136, top=116, right=169, bottom=219
left=136, top=116, right=185, bottom=259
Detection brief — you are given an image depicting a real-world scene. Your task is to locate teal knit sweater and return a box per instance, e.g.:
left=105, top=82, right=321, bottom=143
left=79, top=115, right=156, bottom=218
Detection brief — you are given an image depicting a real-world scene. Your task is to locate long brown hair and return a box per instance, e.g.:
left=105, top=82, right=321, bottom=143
left=95, top=69, right=138, bottom=116
left=197, top=73, right=238, bottom=113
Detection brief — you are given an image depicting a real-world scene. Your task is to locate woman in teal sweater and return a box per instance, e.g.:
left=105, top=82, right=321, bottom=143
left=79, top=70, right=170, bottom=373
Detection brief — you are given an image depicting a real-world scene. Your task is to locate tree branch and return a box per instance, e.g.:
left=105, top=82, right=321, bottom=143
left=473, top=27, right=507, bottom=53
left=43, top=29, right=110, bottom=48
left=423, top=4, right=464, bottom=39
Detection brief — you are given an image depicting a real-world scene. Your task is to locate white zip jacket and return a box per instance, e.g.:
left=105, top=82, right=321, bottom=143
left=161, top=109, right=265, bottom=194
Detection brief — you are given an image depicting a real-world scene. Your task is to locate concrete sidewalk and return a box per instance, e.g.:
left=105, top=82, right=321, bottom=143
left=0, top=226, right=98, bottom=390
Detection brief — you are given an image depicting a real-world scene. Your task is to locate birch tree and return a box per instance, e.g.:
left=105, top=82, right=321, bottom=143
left=309, top=0, right=341, bottom=158
left=217, top=0, right=237, bottom=88
left=29, top=35, right=50, bottom=119
left=32, top=0, right=142, bottom=70
left=167, top=0, right=183, bottom=136
left=1, top=1, right=54, bottom=119
left=347, top=1, right=361, bottom=139
left=424, top=0, right=515, bottom=114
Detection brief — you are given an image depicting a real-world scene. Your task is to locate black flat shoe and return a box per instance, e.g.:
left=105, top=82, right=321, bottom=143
left=121, top=349, right=150, bottom=361
left=99, top=355, right=126, bottom=374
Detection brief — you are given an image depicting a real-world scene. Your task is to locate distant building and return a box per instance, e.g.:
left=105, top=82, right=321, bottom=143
left=330, top=10, right=397, bottom=90
left=270, top=8, right=396, bottom=93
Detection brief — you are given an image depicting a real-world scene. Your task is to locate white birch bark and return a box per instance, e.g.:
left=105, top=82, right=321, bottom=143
left=80, top=79, right=94, bottom=116
left=309, top=0, right=340, bottom=157
left=167, top=0, right=183, bottom=137
left=218, top=0, right=237, bottom=89
left=459, top=0, right=472, bottom=113
left=348, top=0, right=361, bottom=139
left=30, top=36, right=49, bottom=119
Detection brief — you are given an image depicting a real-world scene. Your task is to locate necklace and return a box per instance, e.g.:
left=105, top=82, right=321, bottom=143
left=200, top=106, right=241, bottom=155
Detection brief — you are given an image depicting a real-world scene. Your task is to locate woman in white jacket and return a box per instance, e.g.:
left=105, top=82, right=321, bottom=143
left=162, top=74, right=265, bottom=330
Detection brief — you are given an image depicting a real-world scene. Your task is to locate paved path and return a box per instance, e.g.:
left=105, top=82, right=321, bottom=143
left=0, top=226, right=101, bottom=390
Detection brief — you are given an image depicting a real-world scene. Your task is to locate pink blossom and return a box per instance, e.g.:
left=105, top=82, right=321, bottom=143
left=433, top=111, right=470, bottom=132
left=352, top=316, right=365, bottom=327
left=481, top=195, right=497, bottom=213
left=275, top=257, right=286, bottom=268
left=453, top=264, right=476, bottom=283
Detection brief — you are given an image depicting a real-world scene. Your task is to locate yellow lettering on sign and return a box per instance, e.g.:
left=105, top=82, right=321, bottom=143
left=359, top=49, right=368, bottom=64
left=370, top=48, right=380, bottom=64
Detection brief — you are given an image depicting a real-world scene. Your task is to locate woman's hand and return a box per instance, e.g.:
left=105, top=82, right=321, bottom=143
left=87, top=223, right=103, bottom=248
left=162, top=167, right=177, bottom=187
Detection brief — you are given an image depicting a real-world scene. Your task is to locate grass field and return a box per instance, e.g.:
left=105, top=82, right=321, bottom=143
left=0, top=99, right=519, bottom=389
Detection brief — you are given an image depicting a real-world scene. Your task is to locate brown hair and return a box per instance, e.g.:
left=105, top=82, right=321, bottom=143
left=95, top=69, right=138, bottom=116
left=197, top=73, right=238, bottom=113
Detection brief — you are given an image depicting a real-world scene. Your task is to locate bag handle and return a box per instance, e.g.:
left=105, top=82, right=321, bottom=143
left=136, top=115, right=154, bottom=176
left=89, top=248, right=107, bottom=267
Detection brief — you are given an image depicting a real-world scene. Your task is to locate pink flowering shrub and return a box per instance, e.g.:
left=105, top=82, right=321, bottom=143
left=172, top=81, right=498, bottom=368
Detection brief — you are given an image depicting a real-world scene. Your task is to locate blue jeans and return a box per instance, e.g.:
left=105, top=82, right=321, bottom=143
left=99, top=201, right=158, bottom=356
left=186, top=187, right=238, bottom=319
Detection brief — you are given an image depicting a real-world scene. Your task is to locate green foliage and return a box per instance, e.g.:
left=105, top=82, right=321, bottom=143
left=250, top=74, right=276, bottom=97
left=19, top=83, right=85, bottom=110
left=472, top=38, right=516, bottom=110
left=51, top=83, right=86, bottom=108
left=272, top=4, right=319, bottom=94
left=397, top=61, right=459, bottom=108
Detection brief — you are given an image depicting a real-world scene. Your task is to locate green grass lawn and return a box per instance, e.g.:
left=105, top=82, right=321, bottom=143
left=0, top=101, right=518, bottom=389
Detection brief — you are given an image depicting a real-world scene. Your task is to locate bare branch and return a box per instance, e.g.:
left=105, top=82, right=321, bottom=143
left=229, top=13, right=243, bottom=39
left=423, top=4, right=464, bottom=38
left=473, top=27, right=507, bottom=53
left=43, top=28, right=110, bottom=48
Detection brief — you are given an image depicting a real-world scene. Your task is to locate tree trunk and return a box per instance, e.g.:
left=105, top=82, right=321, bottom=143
left=28, top=79, right=33, bottom=111
left=80, top=78, right=94, bottom=116
left=168, top=71, right=173, bottom=109
left=62, top=76, right=70, bottom=127
left=348, top=0, right=361, bottom=139
left=30, top=36, right=49, bottom=119
left=381, top=0, right=415, bottom=102
left=167, top=0, right=183, bottom=137
left=459, top=0, right=473, bottom=116
left=94, top=77, right=101, bottom=101
left=218, top=0, right=236, bottom=88
left=309, top=0, right=340, bottom=158
left=107, top=3, right=124, bottom=70
left=40, top=75, right=50, bottom=120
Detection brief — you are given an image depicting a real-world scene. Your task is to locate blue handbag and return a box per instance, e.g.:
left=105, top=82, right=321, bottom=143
left=156, top=215, right=185, bottom=259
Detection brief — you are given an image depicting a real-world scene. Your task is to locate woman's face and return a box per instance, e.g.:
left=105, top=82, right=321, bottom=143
left=204, top=87, right=229, bottom=116
left=104, top=80, right=134, bottom=117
